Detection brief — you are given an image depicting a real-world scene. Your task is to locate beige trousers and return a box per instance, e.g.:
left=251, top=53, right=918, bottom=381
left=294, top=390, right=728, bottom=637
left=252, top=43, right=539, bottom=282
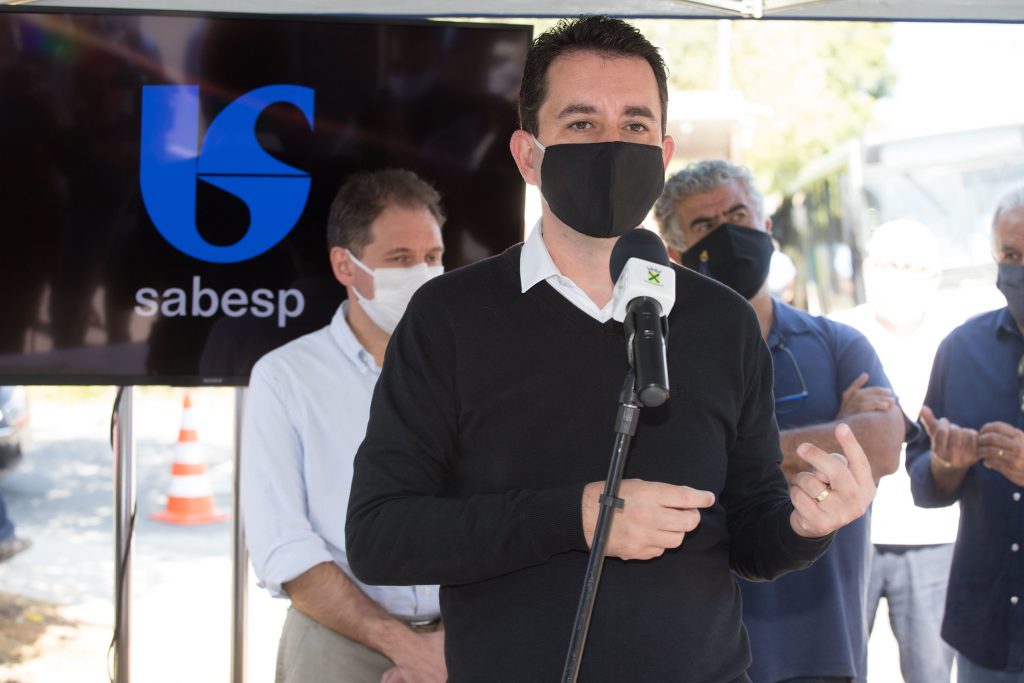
left=275, top=607, right=394, bottom=683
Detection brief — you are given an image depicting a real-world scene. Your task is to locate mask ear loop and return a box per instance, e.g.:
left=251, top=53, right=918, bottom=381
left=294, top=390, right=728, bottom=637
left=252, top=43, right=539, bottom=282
left=347, top=249, right=375, bottom=277
left=346, top=249, right=375, bottom=301
left=530, top=136, right=547, bottom=197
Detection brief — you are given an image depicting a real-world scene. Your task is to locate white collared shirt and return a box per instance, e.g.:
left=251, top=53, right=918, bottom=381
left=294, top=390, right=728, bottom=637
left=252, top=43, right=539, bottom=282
left=520, top=220, right=614, bottom=322
left=241, top=301, right=439, bottom=618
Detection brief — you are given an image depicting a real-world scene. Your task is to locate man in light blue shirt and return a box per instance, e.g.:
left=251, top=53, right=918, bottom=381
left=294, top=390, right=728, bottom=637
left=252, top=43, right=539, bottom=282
left=242, top=169, right=447, bottom=683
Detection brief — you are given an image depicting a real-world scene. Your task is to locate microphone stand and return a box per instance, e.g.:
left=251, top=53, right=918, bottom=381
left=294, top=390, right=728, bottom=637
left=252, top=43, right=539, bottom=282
left=561, top=369, right=641, bottom=683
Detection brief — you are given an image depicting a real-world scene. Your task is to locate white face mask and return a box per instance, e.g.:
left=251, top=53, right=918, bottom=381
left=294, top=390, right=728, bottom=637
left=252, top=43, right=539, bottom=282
left=348, top=250, right=443, bottom=334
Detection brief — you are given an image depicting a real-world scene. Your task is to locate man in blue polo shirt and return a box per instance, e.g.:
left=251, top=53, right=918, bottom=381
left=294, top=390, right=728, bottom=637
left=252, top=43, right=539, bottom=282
left=655, top=159, right=905, bottom=683
left=907, top=185, right=1024, bottom=682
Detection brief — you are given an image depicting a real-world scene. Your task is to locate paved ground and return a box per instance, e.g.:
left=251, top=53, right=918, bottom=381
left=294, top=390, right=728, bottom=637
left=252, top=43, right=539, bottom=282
left=0, top=387, right=932, bottom=682
left=0, top=387, right=286, bottom=683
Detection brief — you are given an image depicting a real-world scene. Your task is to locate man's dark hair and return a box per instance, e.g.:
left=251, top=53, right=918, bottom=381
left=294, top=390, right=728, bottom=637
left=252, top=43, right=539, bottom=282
left=518, top=15, right=669, bottom=137
left=326, top=169, right=445, bottom=256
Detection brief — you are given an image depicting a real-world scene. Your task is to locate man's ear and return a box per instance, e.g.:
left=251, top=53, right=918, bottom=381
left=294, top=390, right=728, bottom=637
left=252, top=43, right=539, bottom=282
left=510, top=129, right=541, bottom=187
left=667, top=245, right=683, bottom=265
left=330, top=246, right=355, bottom=287
left=764, top=215, right=773, bottom=234
left=661, top=134, right=675, bottom=170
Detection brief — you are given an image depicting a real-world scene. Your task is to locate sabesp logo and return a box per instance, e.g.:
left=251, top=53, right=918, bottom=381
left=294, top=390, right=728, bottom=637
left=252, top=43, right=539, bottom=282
left=139, top=84, right=315, bottom=264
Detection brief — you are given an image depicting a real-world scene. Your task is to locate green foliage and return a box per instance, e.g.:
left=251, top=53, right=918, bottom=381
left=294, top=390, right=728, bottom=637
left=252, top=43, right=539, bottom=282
left=633, top=20, right=720, bottom=91
left=729, top=21, right=894, bottom=193
left=639, top=19, right=894, bottom=194
left=447, top=17, right=894, bottom=196
left=639, top=20, right=894, bottom=193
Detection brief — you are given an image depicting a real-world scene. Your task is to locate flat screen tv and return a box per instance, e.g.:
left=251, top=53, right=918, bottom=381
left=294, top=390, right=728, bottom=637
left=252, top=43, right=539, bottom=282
left=0, top=9, right=531, bottom=385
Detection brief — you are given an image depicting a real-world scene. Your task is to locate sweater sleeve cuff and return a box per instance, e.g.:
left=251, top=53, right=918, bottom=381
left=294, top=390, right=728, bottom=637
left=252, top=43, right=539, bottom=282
left=525, top=482, right=590, bottom=556
left=776, top=512, right=834, bottom=567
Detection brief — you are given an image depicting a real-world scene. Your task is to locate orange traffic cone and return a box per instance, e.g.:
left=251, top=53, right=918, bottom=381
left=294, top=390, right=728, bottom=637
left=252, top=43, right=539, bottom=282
left=151, top=392, right=229, bottom=525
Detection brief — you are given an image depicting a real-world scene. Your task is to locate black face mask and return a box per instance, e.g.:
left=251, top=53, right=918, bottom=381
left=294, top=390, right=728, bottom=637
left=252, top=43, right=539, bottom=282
left=997, top=263, right=1024, bottom=327
left=681, top=223, right=775, bottom=299
left=536, top=139, right=665, bottom=239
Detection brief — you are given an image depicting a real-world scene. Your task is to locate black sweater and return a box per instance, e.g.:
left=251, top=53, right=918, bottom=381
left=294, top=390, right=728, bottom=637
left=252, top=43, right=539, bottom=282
left=347, top=246, right=830, bottom=682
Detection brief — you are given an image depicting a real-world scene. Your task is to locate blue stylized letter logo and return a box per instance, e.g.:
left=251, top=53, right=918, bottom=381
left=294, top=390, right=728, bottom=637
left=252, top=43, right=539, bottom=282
left=140, top=85, right=315, bottom=263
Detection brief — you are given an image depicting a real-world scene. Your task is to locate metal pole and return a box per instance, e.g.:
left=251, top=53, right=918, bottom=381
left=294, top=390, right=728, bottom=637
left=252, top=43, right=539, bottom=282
left=230, top=387, right=248, bottom=683
left=561, top=373, right=641, bottom=683
left=114, top=386, right=135, bottom=683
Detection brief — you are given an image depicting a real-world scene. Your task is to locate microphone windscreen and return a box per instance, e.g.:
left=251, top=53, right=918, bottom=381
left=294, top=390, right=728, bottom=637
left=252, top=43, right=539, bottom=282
left=610, top=228, right=671, bottom=282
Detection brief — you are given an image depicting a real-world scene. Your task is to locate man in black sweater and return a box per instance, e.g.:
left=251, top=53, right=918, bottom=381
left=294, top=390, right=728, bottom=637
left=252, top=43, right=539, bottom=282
left=346, top=16, right=876, bottom=682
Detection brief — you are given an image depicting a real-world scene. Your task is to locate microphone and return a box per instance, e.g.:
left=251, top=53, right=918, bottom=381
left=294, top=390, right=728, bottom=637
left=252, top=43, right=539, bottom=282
left=610, top=229, right=675, bottom=407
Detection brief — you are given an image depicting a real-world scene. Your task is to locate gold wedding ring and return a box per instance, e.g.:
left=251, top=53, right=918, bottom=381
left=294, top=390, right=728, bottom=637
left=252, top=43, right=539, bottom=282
left=814, top=486, right=831, bottom=504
